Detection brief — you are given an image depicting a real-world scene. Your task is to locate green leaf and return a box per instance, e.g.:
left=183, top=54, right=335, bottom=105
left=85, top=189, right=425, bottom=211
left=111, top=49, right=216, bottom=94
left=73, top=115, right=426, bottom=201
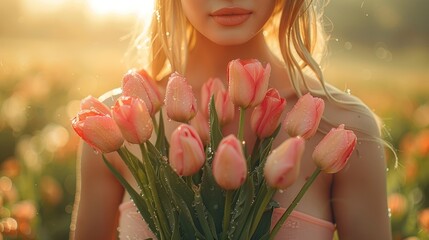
left=194, top=190, right=217, bottom=240
left=155, top=109, right=169, bottom=156
left=250, top=125, right=281, bottom=171
left=228, top=177, right=255, bottom=240
left=147, top=141, right=194, bottom=204
left=152, top=165, right=178, bottom=237
left=146, top=140, right=165, bottom=165
left=117, top=147, right=146, bottom=186
left=170, top=210, right=180, bottom=240
left=246, top=183, right=277, bottom=237
left=200, top=164, right=224, bottom=234
left=140, top=144, right=172, bottom=239
left=209, top=96, right=223, bottom=155
left=102, top=155, right=160, bottom=239
left=169, top=186, right=201, bottom=240
left=158, top=164, right=205, bottom=239
left=250, top=201, right=277, bottom=240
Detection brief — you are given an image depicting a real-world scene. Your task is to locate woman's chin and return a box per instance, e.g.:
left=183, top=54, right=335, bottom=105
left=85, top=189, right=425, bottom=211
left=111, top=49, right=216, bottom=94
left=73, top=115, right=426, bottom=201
left=203, top=31, right=258, bottom=47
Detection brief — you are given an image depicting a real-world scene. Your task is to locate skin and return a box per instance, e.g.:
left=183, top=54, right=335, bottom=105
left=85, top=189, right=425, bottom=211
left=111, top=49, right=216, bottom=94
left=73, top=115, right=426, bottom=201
left=71, top=0, right=392, bottom=239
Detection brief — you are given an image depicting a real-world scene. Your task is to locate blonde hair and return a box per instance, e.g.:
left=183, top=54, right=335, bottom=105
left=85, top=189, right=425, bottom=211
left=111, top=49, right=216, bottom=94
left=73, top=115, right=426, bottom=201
left=130, top=0, right=394, bottom=152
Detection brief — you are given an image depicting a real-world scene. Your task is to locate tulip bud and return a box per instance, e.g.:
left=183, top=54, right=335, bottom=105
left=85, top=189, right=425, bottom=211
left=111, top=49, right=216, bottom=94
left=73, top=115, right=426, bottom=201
left=264, top=137, right=305, bottom=189
left=80, top=95, right=112, bottom=116
left=214, top=89, right=235, bottom=126
left=251, top=88, right=286, bottom=139
left=122, top=69, right=163, bottom=116
left=72, top=109, right=124, bottom=153
left=169, top=124, right=205, bottom=176
left=190, top=111, right=210, bottom=145
left=312, top=124, right=357, bottom=173
left=228, top=59, right=271, bottom=108
left=164, top=72, right=198, bottom=122
left=212, top=135, right=247, bottom=190
left=112, top=96, right=153, bottom=144
left=283, top=93, right=325, bottom=139
left=201, top=78, right=235, bottom=126
left=201, top=77, right=225, bottom=118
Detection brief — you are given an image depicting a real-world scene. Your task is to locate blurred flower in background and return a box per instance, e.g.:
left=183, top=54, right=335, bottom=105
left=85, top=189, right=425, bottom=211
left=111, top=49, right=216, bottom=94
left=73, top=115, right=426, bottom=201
left=0, top=0, right=428, bottom=239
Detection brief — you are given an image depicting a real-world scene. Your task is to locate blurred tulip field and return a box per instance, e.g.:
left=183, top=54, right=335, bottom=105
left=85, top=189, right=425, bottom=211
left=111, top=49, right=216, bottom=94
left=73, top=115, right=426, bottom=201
left=0, top=0, right=428, bottom=239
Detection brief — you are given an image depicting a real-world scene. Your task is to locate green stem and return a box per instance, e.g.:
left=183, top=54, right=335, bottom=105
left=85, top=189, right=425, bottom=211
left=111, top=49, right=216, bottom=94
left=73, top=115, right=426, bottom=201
left=250, top=137, right=261, bottom=170
left=186, top=176, right=194, bottom=189
left=152, top=115, right=159, bottom=135
left=249, top=187, right=276, bottom=236
left=222, top=190, right=233, bottom=240
left=237, top=107, right=246, bottom=142
left=140, top=144, right=169, bottom=239
left=269, top=168, right=321, bottom=239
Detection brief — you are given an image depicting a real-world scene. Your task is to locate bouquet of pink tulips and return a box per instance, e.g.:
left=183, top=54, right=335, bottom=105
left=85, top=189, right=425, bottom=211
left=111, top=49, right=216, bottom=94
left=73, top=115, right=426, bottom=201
left=72, top=59, right=357, bottom=239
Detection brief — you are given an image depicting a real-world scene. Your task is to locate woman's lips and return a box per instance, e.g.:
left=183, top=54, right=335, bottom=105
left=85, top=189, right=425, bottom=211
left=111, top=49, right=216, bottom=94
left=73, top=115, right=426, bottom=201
left=210, top=7, right=252, bottom=26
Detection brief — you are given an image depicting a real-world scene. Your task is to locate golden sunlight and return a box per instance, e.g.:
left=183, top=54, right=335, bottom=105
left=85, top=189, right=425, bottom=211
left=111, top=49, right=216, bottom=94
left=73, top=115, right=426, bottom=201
left=87, top=0, right=154, bottom=16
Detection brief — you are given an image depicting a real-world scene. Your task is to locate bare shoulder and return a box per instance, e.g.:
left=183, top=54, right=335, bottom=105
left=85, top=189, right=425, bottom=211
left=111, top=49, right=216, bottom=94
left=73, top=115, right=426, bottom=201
left=319, top=84, right=382, bottom=140
left=317, top=85, right=392, bottom=238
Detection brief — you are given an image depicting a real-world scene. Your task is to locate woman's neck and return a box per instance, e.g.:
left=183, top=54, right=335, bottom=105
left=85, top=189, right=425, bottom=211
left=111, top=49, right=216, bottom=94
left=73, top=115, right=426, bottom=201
left=185, top=30, right=276, bottom=90
left=183, top=30, right=295, bottom=101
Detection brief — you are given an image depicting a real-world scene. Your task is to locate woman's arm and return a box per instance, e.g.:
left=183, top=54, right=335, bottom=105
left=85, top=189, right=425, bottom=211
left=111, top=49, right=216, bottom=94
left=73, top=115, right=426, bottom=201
left=332, top=118, right=392, bottom=239
left=71, top=142, right=125, bottom=240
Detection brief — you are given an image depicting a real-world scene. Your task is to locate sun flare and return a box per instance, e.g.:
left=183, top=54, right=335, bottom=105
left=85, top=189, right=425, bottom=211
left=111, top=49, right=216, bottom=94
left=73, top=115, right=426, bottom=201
left=87, top=0, right=154, bottom=16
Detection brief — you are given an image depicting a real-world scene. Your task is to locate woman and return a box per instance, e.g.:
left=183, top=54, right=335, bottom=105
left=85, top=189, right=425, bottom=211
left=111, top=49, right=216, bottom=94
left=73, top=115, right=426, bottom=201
left=71, top=0, right=392, bottom=239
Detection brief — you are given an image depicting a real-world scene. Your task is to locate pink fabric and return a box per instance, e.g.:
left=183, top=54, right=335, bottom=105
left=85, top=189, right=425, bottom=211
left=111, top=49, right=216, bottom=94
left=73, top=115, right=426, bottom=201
left=118, top=201, right=156, bottom=240
left=118, top=201, right=335, bottom=240
left=270, top=207, right=335, bottom=240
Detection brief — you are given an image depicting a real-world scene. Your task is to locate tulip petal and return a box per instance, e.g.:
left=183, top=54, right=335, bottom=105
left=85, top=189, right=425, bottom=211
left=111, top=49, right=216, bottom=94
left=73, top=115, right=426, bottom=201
left=229, top=60, right=254, bottom=107
left=79, top=115, right=124, bottom=153
left=212, top=135, right=247, bottom=190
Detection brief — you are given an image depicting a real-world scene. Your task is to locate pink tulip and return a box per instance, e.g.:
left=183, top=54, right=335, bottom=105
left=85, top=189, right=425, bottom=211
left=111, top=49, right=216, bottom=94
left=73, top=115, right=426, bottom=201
left=72, top=109, right=124, bottom=153
left=190, top=111, right=210, bottom=145
left=80, top=95, right=112, bottom=116
left=112, top=96, right=153, bottom=144
left=251, top=88, right=286, bottom=139
left=169, top=124, right=205, bottom=176
left=164, top=72, right=198, bottom=122
left=122, top=69, right=163, bottom=116
left=201, top=78, right=235, bottom=126
left=264, top=137, right=305, bottom=189
left=214, top=89, right=235, bottom=126
left=212, top=135, right=247, bottom=190
left=201, top=77, right=225, bottom=117
left=312, top=124, right=357, bottom=173
left=227, top=59, right=271, bottom=108
left=283, top=93, right=325, bottom=139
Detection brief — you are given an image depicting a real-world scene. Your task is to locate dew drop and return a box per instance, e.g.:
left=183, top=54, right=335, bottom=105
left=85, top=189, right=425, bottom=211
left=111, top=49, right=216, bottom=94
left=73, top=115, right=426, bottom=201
left=93, top=148, right=100, bottom=155
left=345, top=89, right=351, bottom=95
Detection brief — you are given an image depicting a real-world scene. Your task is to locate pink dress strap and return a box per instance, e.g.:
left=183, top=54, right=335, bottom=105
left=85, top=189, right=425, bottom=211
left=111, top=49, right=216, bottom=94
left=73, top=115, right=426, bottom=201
left=271, top=207, right=335, bottom=240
